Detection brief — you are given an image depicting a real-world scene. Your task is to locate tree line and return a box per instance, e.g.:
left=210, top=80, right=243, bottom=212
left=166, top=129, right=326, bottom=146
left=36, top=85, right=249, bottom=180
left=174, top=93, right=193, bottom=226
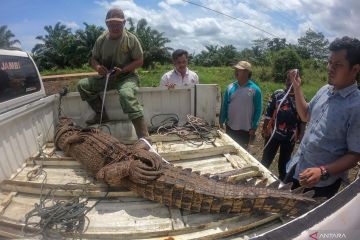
left=0, top=19, right=172, bottom=71
left=1, top=21, right=331, bottom=82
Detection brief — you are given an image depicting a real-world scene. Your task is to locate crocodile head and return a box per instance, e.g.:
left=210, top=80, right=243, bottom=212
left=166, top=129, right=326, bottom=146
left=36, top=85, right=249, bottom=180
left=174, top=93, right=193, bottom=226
left=57, top=117, right=75, bottom=128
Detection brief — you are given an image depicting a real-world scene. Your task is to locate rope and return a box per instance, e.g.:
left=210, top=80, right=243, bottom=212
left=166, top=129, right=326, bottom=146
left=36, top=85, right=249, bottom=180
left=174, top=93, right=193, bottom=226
left=23, top=188, right=89, bottom=238
left=150, top=114, right=218, bottom=146
left=23, top=115, right=108, bottom=238
left=148, top=113, right=179, bottom=133
left=97, top=123, right=112, bottom=135
left=139, top=137, right=170, bottom=164
left=22, top=139, right=87, bottom=238
left=23, top=181, right=109, bottom=239
left=99, top=71, right=113, bottom=126
left=58, top=86, right=68, bottom=118
left=263, top=77, right=295, bottom=151
left=27, top=136, right=48, bottom=182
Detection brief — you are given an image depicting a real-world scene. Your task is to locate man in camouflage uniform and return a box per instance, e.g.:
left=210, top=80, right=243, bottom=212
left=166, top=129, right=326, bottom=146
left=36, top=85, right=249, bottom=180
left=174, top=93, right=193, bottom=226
left=77, top=7, right=149, bottom=138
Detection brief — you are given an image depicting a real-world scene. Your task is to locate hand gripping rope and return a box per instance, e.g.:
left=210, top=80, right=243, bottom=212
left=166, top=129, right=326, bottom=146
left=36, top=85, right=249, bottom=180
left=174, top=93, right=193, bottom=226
left=99, top=69, right=116, bottom=126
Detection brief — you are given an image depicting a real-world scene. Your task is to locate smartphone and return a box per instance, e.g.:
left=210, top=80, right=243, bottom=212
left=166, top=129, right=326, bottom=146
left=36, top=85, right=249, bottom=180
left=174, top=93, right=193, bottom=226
left=109, top=69, right=116, bottom=76
left=295, top=69, right=299, bottom=77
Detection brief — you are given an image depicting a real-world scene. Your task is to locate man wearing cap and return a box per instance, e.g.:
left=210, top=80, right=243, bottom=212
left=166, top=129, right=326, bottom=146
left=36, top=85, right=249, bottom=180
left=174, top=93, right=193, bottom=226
left=160, top=49, right=199, bottom=89
left=220, top=61, right=262, bottom=148
left=77, top=7, right=149, bottom=139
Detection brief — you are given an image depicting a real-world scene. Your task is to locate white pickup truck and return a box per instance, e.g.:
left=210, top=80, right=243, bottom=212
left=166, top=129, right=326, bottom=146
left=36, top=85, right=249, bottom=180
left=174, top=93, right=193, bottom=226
left=0, top=49, right=359, bottom=239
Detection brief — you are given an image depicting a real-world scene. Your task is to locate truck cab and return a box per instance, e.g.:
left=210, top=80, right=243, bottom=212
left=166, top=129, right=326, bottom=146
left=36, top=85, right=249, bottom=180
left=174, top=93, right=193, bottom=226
left=0, top=49, right=45, bottom=114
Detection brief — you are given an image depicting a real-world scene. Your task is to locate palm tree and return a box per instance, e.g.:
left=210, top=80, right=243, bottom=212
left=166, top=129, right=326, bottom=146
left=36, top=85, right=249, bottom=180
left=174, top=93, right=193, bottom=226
left=0, top=25, right=21, bottom=49
left=194, top=45, right=239, bottom=67
left=75, top=23, right=105, bottom=60
left=32, top=22, right=77, bottom=69
left=127, top=18, right=172, bottom=69
left=217, top=45, right=238, bottom=66
left=194, top=45, right=217, bottom=66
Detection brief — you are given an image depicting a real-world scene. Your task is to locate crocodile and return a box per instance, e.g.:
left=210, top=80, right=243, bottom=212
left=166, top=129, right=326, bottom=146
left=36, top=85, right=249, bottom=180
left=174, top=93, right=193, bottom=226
left=54, top=117, right=316, bottom=216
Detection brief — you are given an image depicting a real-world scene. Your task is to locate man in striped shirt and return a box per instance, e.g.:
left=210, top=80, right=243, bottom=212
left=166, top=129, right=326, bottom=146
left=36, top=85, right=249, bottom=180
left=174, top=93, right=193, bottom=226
left=220, top=61, right=262, bottom=149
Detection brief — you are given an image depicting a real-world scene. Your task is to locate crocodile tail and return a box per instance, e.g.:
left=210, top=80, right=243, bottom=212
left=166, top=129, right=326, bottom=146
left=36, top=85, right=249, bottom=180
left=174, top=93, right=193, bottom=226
left=124, top=165, right=316, bottom=216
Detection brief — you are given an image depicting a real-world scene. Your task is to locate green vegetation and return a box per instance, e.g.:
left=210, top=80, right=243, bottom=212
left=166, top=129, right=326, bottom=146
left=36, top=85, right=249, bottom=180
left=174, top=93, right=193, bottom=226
left=32, top=22, right=105, bottom=71
left=137, top=64, right=326, bottom=101
left=272, top=48, right=302, bottom=82
left=3, top=21, right=330, bottom=102
left=0, top=25, right=20, bottom=49
left=43, top=64, right=327, bottom=106
left=28, top=18, right=172, bottom=71
left=127, top=19, right=172, bottom=69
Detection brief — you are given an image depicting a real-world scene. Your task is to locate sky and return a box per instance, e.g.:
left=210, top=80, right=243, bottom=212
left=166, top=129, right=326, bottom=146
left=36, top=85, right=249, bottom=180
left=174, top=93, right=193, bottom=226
left=1, top=0, right=360, bottom=54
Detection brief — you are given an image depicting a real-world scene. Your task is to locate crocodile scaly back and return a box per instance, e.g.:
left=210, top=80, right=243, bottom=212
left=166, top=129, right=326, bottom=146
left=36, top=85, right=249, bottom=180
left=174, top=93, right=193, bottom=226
left=54, top=117, right=316, bottom=216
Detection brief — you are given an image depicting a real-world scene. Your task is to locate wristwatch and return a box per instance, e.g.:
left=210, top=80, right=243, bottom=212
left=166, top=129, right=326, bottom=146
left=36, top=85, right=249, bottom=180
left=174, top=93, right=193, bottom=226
left=319, top=166, right=330, bottom=181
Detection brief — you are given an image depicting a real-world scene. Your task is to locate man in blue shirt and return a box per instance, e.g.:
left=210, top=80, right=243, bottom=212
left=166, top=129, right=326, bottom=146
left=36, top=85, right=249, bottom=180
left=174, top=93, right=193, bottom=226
left=220, top=61, right=262, bottom=148
left=285, top=36, right=360, bottom=199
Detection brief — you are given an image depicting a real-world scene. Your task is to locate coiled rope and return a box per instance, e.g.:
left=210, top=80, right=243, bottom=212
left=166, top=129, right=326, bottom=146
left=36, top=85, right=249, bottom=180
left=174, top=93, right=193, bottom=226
left=150, top=114, right=218, bottom=146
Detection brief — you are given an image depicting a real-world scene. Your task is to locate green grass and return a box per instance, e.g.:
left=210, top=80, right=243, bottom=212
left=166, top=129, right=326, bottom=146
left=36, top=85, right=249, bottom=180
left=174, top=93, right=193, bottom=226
left=41, top=64, right=327, bottom=104
left=137, top=64, right=327, bottom=103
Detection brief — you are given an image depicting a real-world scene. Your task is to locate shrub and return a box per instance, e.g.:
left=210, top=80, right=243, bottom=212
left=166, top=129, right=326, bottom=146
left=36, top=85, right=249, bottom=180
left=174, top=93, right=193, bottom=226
left=272, top=48, right=302, bottom=82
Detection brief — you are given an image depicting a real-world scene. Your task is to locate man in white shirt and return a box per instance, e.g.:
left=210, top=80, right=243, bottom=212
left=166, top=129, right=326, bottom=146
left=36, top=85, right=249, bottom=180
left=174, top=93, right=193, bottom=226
left=160, top=49, right=199, bottom=88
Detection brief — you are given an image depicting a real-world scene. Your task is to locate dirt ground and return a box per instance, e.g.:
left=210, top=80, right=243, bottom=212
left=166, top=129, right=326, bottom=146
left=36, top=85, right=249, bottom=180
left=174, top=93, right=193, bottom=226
left=247, top=121, right=283, bottom=176
left=43, top=79, right=76, bottom=96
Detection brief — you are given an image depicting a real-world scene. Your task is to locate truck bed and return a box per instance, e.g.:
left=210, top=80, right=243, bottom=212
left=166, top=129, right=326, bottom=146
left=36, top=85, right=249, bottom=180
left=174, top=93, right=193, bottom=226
left=0, top=131, right=284, bottom=239
left=0, top=85, right=286, bottom=239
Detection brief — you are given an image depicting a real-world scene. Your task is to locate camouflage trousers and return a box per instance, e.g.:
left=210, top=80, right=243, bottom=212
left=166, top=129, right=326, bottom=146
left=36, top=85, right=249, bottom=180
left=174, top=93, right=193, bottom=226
left=77, top=73, right=144, bottom=120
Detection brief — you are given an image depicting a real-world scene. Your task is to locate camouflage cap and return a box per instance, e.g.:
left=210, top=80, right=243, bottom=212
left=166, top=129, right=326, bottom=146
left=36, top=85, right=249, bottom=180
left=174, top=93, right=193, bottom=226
left=106, top=8, right=125, bottom=22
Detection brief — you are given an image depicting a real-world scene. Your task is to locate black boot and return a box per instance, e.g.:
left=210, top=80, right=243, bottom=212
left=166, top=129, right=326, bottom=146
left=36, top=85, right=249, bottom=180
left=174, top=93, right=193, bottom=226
left=85, top=97, right=109, bottom=125
left=131, top=116, right=149, bottom=139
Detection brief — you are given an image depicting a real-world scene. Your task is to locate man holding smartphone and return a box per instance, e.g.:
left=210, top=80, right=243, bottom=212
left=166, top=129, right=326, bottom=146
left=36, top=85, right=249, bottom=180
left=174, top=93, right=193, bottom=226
left=284, top=36, right=360, bottom=198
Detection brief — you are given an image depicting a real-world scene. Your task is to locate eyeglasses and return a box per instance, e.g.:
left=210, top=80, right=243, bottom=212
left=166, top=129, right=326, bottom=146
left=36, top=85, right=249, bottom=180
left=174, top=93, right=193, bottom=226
left=107, top=21, right=125, bottom=28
